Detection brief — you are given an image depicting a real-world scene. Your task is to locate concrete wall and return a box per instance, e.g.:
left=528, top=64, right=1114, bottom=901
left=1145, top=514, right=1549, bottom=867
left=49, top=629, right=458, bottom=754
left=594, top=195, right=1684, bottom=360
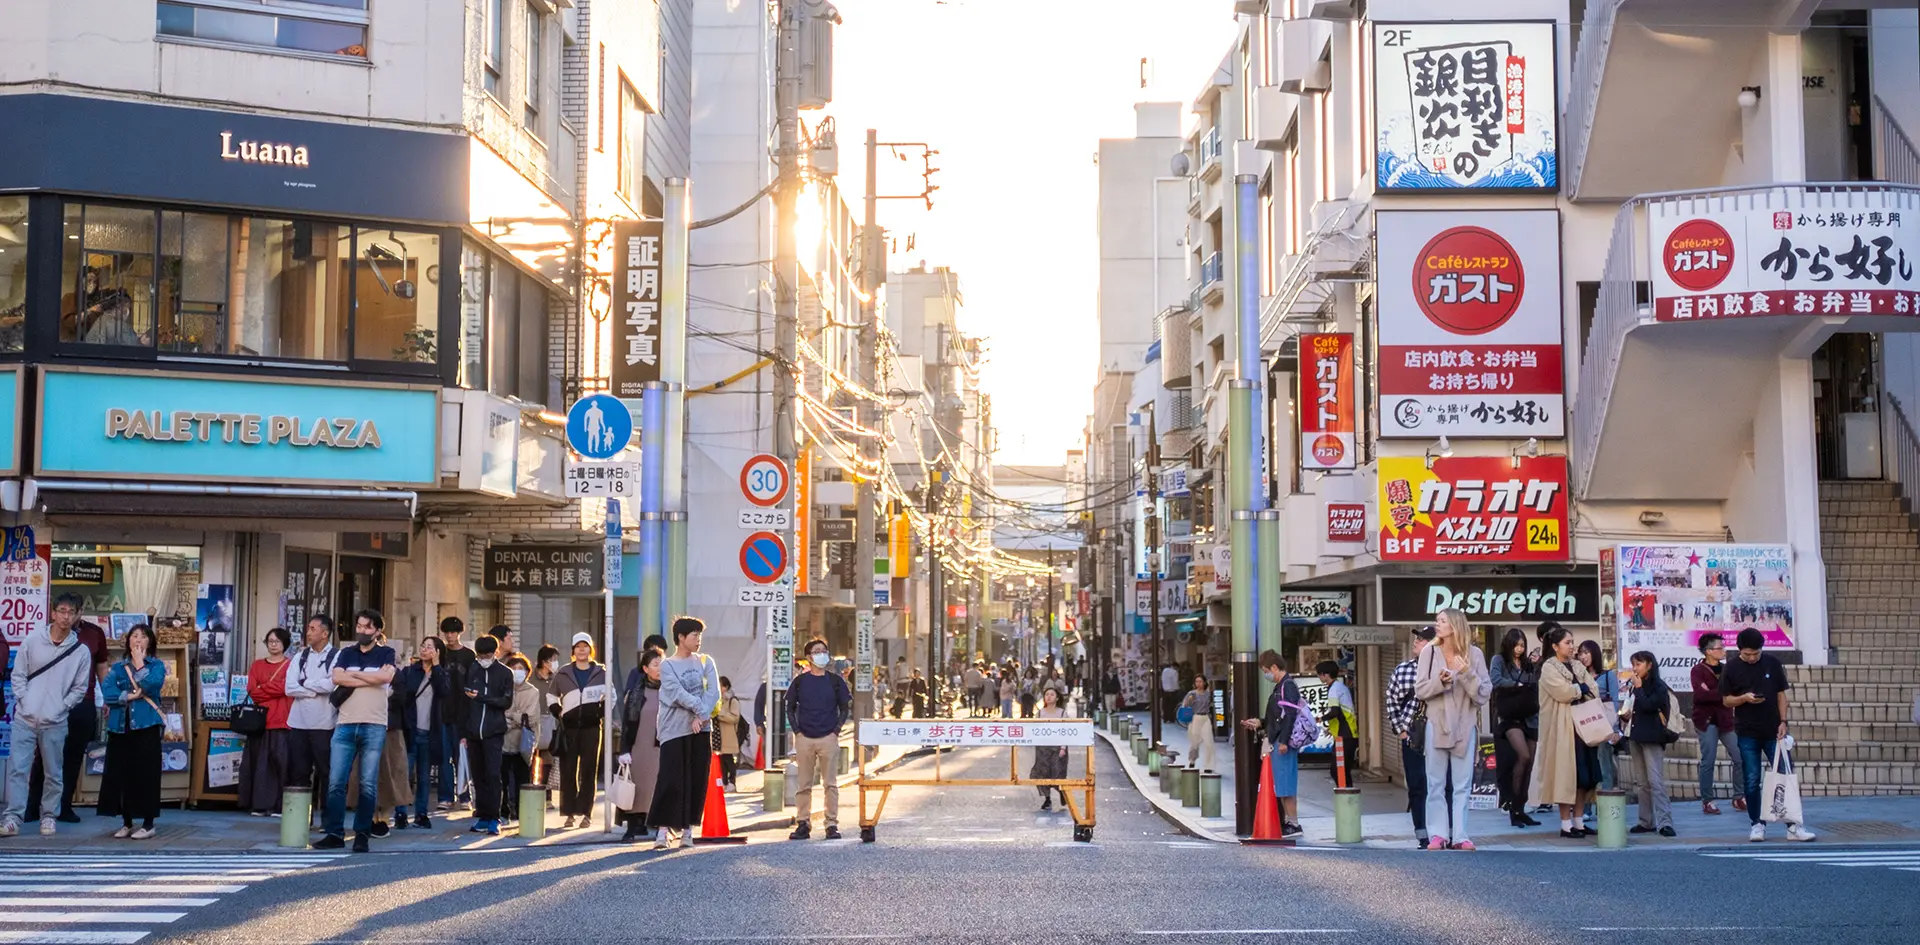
left=1097, top=122, right=1187, bottom=375
left=648, top=0, right=694, bottom=184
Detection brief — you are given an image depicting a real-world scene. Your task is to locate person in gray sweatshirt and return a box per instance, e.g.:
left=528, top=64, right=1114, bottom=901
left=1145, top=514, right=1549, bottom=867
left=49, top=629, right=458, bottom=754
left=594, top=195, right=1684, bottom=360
left=3, top=593, right=97, bottom=837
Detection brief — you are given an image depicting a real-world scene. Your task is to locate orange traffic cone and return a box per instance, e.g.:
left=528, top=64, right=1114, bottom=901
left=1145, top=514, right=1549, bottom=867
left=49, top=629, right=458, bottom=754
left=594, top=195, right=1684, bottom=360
left=1241, top=751, right=1291, bottom=846
left=754, top=735, right=765, bottom=771
left=694, top=753, right=747, bottom=844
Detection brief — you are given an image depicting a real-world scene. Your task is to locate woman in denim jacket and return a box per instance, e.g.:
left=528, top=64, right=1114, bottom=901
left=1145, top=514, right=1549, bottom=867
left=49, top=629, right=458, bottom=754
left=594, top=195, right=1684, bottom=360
left=99, top=625, right=169, bottom=839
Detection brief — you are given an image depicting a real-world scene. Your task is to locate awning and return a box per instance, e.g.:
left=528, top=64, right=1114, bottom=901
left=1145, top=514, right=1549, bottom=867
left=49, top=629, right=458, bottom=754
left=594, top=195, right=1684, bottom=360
left=37, top=487, right=415, bottom=534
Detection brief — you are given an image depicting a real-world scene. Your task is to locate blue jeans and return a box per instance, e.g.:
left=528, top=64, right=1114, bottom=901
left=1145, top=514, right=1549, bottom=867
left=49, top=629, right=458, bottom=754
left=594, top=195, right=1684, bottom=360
left=409, top=728, right=439, bottom=817
left=1738, top=735, right=1780, bottom=825
left=324, top=723, right=386, bottom=838
left=3, top=719, right=68, bottom=825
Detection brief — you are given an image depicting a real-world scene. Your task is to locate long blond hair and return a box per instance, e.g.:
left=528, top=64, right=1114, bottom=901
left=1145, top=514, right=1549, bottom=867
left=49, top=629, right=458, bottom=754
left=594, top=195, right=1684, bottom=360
left=1435, top=608, right=1473, bottom=666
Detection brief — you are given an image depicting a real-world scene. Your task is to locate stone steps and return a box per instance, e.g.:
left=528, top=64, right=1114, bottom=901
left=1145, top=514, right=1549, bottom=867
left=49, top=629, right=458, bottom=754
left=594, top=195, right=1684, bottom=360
left=1820, top=480, right=1901, bottom=499
left=1664, top=757, right=1920, bottom=793
left=1787, top=664, right=1920, bottom=684
left=1820, top=512, right=1915, bottom=534
left=1823, top=545, right=1920, bottom=564
left=1779, top=680, right=1920, bottom=702
left=1665, top=736, right=1920, bottom=762
left=1821, top=498, right=1912, bottom=516
left=1832, top=646, right=1920, bottom=666
left=1825, top=563, right=1920, bottom=581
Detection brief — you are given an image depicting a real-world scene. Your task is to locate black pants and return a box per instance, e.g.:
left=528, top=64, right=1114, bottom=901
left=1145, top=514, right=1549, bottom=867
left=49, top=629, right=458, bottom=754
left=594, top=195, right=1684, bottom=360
left=501, top=752, right=530, bottom=818
left=719, top=753, right=738, bottom=787
left=647, top=734, right=711, bottom=831
left=471, top=734, right=505, bottom=821
left=27, top=704, right=95, bottom=819
left=287, top=728, right=333, bottom=815
left=1401, top=738, right=1428, bottom=838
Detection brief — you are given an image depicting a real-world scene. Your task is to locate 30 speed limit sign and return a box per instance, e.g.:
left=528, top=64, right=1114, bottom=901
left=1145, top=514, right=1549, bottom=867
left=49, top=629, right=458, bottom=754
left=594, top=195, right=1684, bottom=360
left=740, top=453, right=791, bottom=508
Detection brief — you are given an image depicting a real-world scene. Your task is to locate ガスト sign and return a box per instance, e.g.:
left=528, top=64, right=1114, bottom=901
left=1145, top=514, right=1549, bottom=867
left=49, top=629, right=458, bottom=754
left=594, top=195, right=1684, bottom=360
left=1299, top=333, right=1356, bottom=471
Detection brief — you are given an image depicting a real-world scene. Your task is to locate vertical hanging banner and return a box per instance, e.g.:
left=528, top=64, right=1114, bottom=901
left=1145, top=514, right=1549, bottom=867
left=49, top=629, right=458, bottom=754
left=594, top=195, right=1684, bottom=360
left=610, top=220, right=664, bottom=398
left=1372, top=21, right=1558, bottom=192
left=1298, top=333, right=1357, bottom=471
left=794, top=446, right=813, bottom=595
left=1377, top=209, right=1565, bottom=438
left=0, top=528, right=48, bottom=647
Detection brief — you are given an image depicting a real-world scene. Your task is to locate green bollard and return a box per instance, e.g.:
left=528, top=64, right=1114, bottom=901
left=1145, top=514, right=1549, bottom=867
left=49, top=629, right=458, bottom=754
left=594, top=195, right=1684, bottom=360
left=837, top=743, right=851, bottom=777
left=1180, top=765, right=1199, bottom=807
left=1200, top=772, right=1223, bottom=818
left=1595, top=789, right=1628, bottom=849
left=1334, top=787, right=1363, bottom=843
left=518, top=787, right=546, bottom=839
left=279, top=788, right=311, bottom=848
left=1131, top=734, right=1148, bottom=765
left=763, top=766, right=786, bottom=813
left=1147, top=744, right=1164, bottom=776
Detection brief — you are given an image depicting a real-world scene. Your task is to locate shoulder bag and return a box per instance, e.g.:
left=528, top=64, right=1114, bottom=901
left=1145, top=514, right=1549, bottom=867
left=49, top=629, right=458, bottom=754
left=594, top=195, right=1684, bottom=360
left=23, top=637, right=85, bottom=684
left=230, top=661, right=284, bottom=736
left=1567, top=665, right=1617, bottom=747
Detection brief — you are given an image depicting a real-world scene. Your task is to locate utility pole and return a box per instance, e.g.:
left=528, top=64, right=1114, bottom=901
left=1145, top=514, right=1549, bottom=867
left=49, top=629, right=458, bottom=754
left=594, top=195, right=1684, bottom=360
left=926, top=468, right=943, bottom=717
left=769, top=0, right=802, bottom=754
left=1146, top=405, right=1162, bottom=749
left=854, top=129, right=882, bottom=723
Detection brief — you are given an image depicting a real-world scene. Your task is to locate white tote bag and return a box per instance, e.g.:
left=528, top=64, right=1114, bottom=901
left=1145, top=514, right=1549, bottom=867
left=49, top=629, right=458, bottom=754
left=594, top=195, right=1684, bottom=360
left=1760, top=745, right=1805, bottom=825
left=1571, top=699, right=1616, bottom=747
left=611, top=762, right=637, bottom=811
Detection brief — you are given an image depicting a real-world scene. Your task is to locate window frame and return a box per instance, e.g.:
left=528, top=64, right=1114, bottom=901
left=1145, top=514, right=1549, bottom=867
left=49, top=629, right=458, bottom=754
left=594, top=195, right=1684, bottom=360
left=523, top=1, right=545, bottom=132
left=616, top=74, right=645, bottom=203
left=485, top=0, right=506, bottom=98
left=46, top=196, right=456, bottom=382
left=155, top=0, right=372, bottom=63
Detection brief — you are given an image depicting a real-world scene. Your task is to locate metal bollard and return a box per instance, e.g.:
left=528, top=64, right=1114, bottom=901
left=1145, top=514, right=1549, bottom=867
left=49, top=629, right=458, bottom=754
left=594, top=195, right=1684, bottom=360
left=1179, top=765, right=1199, bottom=807
left=763, top=766, right=786, bottom=813
left=1333, top=787, right=1363, bottom=843
left=836, top=743, right=851, bottom=777
left=1200, top=772, right=1223, bottom=818
left=1147, top=743, right=1164, bottom=776
left=518, top=787, right=545, bottom=839
left=279, top=788, right=311, bottom=848
left=1595, top=789, right=1628, bottom=849
left=1130, top=734, right=1148, bottom=765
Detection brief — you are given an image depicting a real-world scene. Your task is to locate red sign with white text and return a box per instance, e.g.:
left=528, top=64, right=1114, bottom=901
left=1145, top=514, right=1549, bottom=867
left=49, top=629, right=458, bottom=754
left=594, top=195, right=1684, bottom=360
left=1326, top=503, right=1367, bottom=544
left=1298, top=333, right=1356, bottom=471
left=1377, top=210, right=1565, bottom=438
left=1376, top=455, right=1570, bottom=562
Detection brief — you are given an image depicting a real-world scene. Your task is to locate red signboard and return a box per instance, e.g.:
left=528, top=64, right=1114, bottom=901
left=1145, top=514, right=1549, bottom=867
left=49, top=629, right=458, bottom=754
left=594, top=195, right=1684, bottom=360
left=1298, top=333, right=1357, bottom=471
left=1376, top=455, right=1570, bottom=562
left=1326, top=503, right=1367, bottom=544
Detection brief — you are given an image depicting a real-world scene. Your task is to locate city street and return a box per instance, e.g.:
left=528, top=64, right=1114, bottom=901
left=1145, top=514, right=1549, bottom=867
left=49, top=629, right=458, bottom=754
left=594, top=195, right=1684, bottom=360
left=6, top=744, right=1917, bottom=945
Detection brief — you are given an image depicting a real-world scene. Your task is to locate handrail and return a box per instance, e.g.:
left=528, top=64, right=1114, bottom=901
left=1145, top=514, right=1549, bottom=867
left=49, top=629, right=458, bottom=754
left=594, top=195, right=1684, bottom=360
left=1560, top=0, right=1625, bottom=198
left=1873, top=94, right=1920, bottom=186
left=1885, top=394, right=1920, bottom=512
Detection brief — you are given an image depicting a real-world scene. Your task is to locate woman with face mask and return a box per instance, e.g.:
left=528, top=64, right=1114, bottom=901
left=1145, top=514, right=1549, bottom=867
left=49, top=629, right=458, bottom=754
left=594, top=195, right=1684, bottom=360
left=499, top=655, right=541, bottom=827
left=649, top=617, right=722, bottom=849
left=617, top=647, right=664, bottom=841
left=549, top=633, right=608, bottom=829
left=531, top=644, right=561, bottom=809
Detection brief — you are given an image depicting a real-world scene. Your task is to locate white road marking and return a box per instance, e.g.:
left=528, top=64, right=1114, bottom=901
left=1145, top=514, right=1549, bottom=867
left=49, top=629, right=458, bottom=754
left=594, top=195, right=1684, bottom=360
left=0, top=913, right=186, bottom=925
left=0, top=886, right=244, bottom=895
left=1134, top=930, right=1357, bottom=936
left=0, top=851, right=341, bottom=942
left=0, top=932, right=153, bottom=944
left=1580, top=928, right=1766, bottom=933
left=0, top=900, right=216, bottom=908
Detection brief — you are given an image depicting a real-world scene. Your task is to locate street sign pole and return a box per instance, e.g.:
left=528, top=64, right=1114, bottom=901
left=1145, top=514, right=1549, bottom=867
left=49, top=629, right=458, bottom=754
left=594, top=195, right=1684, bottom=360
left=602, top=500, right=620, bottom=836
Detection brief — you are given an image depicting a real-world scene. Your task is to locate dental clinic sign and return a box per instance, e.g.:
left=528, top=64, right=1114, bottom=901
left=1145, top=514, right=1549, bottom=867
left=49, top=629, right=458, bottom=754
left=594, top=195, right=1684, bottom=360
left=37, top=369, right=438, bottom=487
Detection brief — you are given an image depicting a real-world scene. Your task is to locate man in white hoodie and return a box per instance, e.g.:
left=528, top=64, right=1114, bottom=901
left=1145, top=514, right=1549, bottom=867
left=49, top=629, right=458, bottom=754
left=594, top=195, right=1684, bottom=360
left=2, top=593, right=95, bottom=837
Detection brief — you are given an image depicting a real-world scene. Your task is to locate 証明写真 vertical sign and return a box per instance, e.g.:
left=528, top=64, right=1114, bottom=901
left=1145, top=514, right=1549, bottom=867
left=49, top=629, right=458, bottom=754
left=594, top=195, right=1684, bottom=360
left=611, top=220, right=664, bottom=398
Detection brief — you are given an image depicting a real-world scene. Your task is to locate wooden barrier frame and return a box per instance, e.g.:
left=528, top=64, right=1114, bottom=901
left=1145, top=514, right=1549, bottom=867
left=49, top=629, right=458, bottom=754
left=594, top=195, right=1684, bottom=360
left=855, top=718, right=1097, bottom=843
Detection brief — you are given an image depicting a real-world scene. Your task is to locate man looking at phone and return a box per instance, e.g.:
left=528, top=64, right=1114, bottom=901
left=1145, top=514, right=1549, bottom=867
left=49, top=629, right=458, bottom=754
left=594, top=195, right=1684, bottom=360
left=316, top=610, right=396, bottom=853
left=1720, top=627, right=1815, bottom=842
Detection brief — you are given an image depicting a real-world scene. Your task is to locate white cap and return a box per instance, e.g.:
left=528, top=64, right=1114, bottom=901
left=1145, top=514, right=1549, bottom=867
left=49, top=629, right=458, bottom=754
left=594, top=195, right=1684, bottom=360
left=571, top=632, right=594, bottom=649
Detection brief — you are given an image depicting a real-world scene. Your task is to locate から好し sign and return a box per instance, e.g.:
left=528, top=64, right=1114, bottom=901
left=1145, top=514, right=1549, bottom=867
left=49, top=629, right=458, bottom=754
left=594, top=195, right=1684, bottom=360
left=104, top=409, right=384, bottom=449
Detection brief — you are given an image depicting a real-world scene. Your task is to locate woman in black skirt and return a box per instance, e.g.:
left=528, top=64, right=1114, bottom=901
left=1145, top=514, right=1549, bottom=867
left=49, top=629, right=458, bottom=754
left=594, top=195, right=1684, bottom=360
left=239, top=627, right=293, bottom=816
left=649, top=617, right=721, bottom=849
left=99, top=624, right=168, bottom=839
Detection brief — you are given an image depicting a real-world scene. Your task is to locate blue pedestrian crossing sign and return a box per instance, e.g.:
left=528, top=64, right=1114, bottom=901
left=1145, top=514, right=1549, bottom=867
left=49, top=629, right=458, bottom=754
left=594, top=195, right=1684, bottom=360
left=567, top=394, right=632, bottom=459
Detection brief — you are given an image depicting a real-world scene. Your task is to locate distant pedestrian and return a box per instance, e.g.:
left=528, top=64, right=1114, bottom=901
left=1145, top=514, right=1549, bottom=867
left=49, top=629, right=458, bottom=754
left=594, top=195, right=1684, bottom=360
left=1489, top=628, right=1540, bottom=828
left=98, top=624, right=166, bottom=840
left=716, top=677, right=744, bottom=790
left=1181, top=674, right=1216, bottom=773
left=1019, top=669, right=1038, bottom=718
left=25, top=600, right=108, bottom=827
left=1720, top=627, right=1816, bottom=842
left=436, top=617, right=476, bottom=811
left=908, top=669, right=928, bottom=719
left=1238, top=651, right=1303, bottom=839
left=1102, top=668, right=1121, bottom=714
left=285, top=616, right=340, bottom=827
left=317, top=610, right=397, bottom=853
left=1621, top=650, right=1678, bottom=837
left=550, top=633, right=608, bottom=828
left=785, top=637, right=851, bottom=841
left=1000, top=671, right=1017, bottom=719
left=371, top=630, right=412, bottom=838
left=964, top=663, right=985, bottom=717
left=1316, top=660, right=1358, bottom=785
left=1031, top=687, right=1069, bottom=810
left=531, top=644, right=560, bottom=806
left=500, top=655, right=541, bottom=827
left=1690, top=632, right=1747, bottom=816
left=461, top=635, right=513, bottom=836
left=1531, top=626, right=1601, bottom=840
left=1387, top=625, right=1438, bottom=847
left=1160, top=663, right=1181, bottom=724
left=617, top=648, right=664, bottom=842
left=651, top=617, right=721, bottom=849
left=1415, top=608, right=1491, bottom=850
left=2, top=594, right=101, bottom=838
left=239, top=627, right=293, bottom=817
left=394, top=637, right=449, bottom=829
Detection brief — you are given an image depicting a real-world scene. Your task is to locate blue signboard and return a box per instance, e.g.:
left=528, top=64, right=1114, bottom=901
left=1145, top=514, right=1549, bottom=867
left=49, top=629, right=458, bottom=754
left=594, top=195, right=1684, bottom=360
left=37, top=370, right=438, bottom=486
left=0, top=368, right=18, bottom=477
left=566, top=394, right=632, bottom=459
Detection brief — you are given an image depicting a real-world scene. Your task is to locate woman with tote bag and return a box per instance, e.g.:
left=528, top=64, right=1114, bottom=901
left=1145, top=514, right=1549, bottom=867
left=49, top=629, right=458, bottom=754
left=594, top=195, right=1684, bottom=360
left=1531, top=627, right=1608, bottom=839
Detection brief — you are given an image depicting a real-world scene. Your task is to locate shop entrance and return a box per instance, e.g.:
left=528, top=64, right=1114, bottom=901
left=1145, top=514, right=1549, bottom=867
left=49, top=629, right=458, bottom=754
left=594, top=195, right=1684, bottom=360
left=1813, top=333, right=1882, bottom=480
left=336, top=554, right=385, bottom=638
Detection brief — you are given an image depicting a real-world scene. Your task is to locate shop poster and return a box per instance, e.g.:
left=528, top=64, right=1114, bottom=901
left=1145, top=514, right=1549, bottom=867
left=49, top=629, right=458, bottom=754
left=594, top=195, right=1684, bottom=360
left=1377, top=455, right=1571, bottom=562
left=0, top=528, right=49, bottom=648
left=1469, top=738, right=1500, bottom=810
left=1616, top=543, right=1794, bottom=688
left=199, top=667, right=230, bottom=709
left=196, top=584, right=234, bottom=667
left=109, top=612, right=144, bottom=641
left=206, top=730, right=246, bottom=789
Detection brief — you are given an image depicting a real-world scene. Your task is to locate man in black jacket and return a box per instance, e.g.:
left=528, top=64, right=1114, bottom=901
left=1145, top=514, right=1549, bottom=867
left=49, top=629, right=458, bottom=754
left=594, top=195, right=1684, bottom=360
left=437, top=617, right=476, bottom=811
left=463, top=635, right=513, bottom=836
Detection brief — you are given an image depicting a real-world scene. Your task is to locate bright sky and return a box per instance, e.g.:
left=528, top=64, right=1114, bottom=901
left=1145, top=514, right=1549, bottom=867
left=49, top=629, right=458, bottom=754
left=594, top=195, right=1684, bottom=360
left=826, top=0, right=1240, bottom=465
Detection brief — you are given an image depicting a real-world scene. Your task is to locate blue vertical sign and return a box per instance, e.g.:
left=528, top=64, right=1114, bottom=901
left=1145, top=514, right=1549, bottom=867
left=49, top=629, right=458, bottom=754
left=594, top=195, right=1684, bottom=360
left=604, top=499, right=623, bottom=591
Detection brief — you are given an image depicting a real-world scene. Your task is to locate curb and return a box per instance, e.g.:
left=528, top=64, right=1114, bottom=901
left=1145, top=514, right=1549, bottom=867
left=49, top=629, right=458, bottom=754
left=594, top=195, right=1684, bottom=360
left=1093, top=727, right=1237, bottom=844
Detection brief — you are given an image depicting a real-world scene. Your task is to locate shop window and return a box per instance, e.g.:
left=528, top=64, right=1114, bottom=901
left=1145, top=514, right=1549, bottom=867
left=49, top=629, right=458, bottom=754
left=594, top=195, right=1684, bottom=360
left=618, top=75, right=645, bottom=203
left=61, top=204, right=158, bottom=348
left=0, top=196, right=25, bottom=352
left=152, top=212, right=352, bottom=360
left=156, top=1, right=369, bottom=60
left=486, top=257, right=553, bottom=407
left=352, top=228, right=441, bottom=363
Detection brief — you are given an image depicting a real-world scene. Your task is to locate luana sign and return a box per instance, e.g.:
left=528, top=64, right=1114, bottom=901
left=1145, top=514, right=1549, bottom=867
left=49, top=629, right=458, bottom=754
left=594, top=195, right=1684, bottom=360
left=219, top=131, right=310, bottom=167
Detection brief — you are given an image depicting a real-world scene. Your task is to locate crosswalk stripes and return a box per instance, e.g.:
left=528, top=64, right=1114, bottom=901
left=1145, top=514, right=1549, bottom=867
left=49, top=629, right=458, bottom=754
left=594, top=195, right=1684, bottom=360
left=1702, top=847, right=1920, bottom=875
left=0, top=853, right=345, bottom=945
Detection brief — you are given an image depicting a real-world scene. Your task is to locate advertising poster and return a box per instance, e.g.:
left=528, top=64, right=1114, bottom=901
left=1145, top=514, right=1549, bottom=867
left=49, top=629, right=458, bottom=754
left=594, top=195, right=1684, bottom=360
left=1469, top=737, right=1500, bottom=810
left=109, top=612, right=144, bottom=641
left=1616, top=543, right=1794, bottom=687
left=1278, top=591, right=1355, bottom=625
left=0, top=529, right=48, bottom=648
left=609, top=219, right=665, bottom=396
left=1378, top=455, right=1570, bottom=562
left=206, top=730, right=247, bottom=789
left=196, top=583, right=234, bottom=667
left=1376, top=210, right=1565, bottom=437
left=1648, top=190, right=1920, bottom=321
left=1326, top=502, right=1367, bottom=544
left=1298, top=333, right=1357, bottom=471
left=199, top=666, right=230, bottom=709
left=1373, top=21, right=1558, bottom=192
left=0, top=649, right=13, bottom=759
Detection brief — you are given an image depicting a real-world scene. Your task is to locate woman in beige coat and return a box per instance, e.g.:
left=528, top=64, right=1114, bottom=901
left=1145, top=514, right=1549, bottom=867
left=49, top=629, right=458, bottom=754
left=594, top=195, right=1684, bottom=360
left=716, top=677, right=744, bottom=790
left=1530, top=626, right=1600, bottom=838
left=1413, top=608, right=1492, bottom=850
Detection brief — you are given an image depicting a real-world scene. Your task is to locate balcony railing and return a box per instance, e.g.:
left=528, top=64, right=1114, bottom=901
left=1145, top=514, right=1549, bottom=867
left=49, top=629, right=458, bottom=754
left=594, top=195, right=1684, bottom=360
left=1199, top=128, right=1224, bottom=177
left=1200, top=252, right=1224, bottom=288
left=1561, top=0, right=1626, bottom=198
left=1874, top=95, right=1920, bottom=186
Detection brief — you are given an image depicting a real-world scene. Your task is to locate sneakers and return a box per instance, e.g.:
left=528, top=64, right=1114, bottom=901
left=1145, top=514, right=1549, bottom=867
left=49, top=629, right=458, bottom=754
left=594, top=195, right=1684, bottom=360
left=1427, top=835, right=1448, bottom=850
left=679, top=830, right=696, bottom=849
left=1702, top=801, right=1722, bottom=815
left=1281, top=822, right=1304, bottom=838
left=1732, top=796, right=1748, bottom=812
left=788, top=822, right=811, bottom=841
left=414, top=814, right=432, bottom=829
left=1452, top=839, right=1476, bottom=851
left=654, top=829, right=675, bottom=850
left=314, top=834, right=347, bottom=850
left=1787, top=823, right=1818, bottom=842
left=0, top=819, right=17, bottom=838
left=484, top=820, right=500, bottom=837
left=369, top=821, right=391, bottom=839
left=39, top=819, right=55, bottom=837
left=579, top=814, right=590, bottom=828
left=824, top=826, right=842, bottom=840
left=351, top=834, right=370, bottom=853
left=1749, top=823, right=1767, bottom=842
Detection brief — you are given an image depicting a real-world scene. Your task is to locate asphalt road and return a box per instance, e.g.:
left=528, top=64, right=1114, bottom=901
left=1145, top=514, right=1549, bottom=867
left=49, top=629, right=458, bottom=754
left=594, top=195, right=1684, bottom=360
left=8, top=742, right=1917, bottom=945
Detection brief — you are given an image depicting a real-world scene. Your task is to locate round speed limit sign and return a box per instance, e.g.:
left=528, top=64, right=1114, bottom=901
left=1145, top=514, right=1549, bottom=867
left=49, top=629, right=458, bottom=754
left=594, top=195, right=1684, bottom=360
left=739, top=453, right=791, bottom=508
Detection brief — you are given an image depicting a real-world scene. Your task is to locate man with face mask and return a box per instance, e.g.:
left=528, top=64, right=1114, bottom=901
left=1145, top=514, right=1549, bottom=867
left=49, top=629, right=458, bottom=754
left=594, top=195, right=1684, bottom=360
left=316, top=610, right=396, bottom=852
left=461, top=636, right=515, bottom=836
left=785, top=638, right=851, bottom=840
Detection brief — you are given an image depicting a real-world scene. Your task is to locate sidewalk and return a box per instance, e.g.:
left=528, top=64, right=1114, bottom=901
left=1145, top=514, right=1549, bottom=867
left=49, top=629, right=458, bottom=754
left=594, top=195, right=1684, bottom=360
left=0, top=744, right=911, bottom=853
left=1100, top=710, right=1920, bottom=849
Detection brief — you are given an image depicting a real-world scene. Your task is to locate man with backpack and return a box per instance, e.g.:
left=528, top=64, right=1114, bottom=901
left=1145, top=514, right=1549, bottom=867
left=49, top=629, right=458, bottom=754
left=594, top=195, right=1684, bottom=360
left=285, top=615, right=341, bottom=829
left=0, top=593, right=95, bottom=837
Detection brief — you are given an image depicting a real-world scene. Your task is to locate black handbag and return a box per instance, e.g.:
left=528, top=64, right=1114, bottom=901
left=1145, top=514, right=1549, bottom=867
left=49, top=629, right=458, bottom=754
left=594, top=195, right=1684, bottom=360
left=231, top=660, right=286, bottom=736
